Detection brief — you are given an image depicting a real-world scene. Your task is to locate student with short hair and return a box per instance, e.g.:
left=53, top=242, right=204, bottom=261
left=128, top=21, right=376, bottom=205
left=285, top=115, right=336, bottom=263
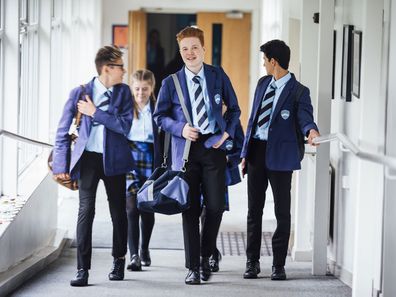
left=241, top=39, right=320, bottom=280
left=153, top=26, right=241, bottom=285
left=52, top=45, right=134, bottom=286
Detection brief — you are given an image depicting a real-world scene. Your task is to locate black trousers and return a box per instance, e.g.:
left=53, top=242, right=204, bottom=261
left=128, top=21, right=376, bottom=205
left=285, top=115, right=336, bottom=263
left=246, top=139, right=292, bottom=267
left=183, top=135, right=226, bottom=269
left=126, top=194, right=155, bottom=257
left=76, top=151, right=127, bottom=270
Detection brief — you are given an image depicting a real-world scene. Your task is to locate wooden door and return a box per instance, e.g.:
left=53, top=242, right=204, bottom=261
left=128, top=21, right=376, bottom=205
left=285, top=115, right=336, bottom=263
left=128, top=11, right=147, bottom=84
left=197, top=12, right=251, bottom=130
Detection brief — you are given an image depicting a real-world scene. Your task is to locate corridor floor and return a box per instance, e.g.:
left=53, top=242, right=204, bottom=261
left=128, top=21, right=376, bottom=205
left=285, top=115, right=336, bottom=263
left=9, top=178, right=351, bottom=297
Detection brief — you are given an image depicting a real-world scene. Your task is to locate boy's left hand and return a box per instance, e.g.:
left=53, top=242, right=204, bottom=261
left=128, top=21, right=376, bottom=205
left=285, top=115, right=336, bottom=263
left=77, top=95, right=97, bottom=117
left=307, top=129, right=320, bottom=146
left=212, top=131, right=229, bottom=149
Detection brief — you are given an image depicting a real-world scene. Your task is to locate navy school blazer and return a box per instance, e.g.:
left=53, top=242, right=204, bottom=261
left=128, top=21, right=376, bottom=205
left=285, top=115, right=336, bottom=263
left=52, top=78, right=134, bottom=179
left=226, top=121, right=244, bottom=186
left=241, top=73, right=319, bottom=171
left=153, top=64, right=241, bottom=170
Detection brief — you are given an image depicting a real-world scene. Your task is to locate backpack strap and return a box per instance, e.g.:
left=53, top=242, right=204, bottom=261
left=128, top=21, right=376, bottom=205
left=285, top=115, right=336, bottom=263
left=293, top=81, right=307, bottom=160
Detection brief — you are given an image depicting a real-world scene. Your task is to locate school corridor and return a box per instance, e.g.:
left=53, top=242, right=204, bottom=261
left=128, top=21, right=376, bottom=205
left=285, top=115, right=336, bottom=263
left=7, top=181, right=351, bottom=297
left=1, top=0, right=396, bottom=297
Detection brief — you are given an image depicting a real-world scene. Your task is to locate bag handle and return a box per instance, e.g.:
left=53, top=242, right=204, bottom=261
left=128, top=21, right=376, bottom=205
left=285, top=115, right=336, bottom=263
left=74, top=85, right=87, bottom=127
left=69, top=84, right=87, bottom=140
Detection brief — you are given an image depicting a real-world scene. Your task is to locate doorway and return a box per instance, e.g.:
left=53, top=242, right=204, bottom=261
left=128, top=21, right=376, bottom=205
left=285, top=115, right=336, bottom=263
left=128, top=10, right=251, bottom=128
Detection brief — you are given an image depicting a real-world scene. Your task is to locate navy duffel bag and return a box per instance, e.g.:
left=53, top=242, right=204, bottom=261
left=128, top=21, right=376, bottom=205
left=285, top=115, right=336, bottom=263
left=137, top=166, right=189, bottom=215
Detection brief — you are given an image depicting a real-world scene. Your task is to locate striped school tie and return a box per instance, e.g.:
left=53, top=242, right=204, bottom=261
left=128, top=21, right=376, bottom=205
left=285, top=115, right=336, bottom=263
left=192, top=76, right=209, bottom=131
left=257, top=83, right=277, bottom=128
left=92, top=90, right=111, bottom=126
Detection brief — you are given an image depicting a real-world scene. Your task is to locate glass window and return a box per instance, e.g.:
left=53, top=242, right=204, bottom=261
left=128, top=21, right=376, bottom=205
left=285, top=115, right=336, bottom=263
left=0, top=0, right=3, bottom=31
left=0, top=0, right=4, bottom=191
left=49, top=0, right=63, bottom=141
left=212, top=24, right=223, bottom=67
left=18, top=0, right=40, bottom=175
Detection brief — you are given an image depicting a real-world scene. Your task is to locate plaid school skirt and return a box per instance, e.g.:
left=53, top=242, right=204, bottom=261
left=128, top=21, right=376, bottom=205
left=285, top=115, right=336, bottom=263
left=126, top=141, right=154, bottom=197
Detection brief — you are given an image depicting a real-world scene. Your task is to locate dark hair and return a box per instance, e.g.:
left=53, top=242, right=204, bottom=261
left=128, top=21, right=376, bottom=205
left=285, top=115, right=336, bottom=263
left=176, top=26, right=204, bottom=46
left=95, top=45, right=123, bottom=75
left=260, top=39, right=290, bottom=70
left=130, top=69, right=156, bottom=119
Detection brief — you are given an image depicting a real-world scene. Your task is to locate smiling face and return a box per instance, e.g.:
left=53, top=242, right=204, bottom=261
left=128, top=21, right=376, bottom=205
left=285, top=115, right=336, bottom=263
left=131, top=79, right=152, bottom=106
left=179, top=37, right=205, bottom=73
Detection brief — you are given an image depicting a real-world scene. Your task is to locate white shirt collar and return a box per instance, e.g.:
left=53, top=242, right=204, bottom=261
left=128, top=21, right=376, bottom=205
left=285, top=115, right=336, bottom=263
left=94, top=77, right=114, bottom=95
left=138, top=101, right=151, bottom=114
left=184, top=65, right=205, bottom=82
left=270, top=72, right=291, bottom=89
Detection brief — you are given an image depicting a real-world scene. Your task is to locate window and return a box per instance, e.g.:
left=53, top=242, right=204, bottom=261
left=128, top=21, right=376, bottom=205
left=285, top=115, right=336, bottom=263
left=49, top=0, right=63, bottom=141
left=0, top=0, right=4, bottom=193
left=18, top=0, right=40, bottom=175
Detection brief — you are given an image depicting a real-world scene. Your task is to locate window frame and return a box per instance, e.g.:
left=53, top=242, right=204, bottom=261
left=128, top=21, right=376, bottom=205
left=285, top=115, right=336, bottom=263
left=17, top=0, right=41, bottom=176
left=0, top=0, right=5, bottom=194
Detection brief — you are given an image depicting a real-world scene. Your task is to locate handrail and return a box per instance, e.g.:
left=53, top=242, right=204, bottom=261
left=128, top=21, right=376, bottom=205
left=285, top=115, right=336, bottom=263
left=313, top=133, right=396, bottom=170
left=2, top=129, right=396, bottom=171
left=0, top=129, right=53, bottom=149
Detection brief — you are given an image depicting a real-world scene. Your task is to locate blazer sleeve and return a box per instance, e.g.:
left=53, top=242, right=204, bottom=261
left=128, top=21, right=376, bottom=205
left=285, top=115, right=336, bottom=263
left=153, top=79, right=186, bottom=138
left=91, top=86, right=133, bottom=136
left=220, top=67, right=241, bottom=138
left=296, top=87, right=319, bottom=136
left=52, top=88, right=79, bottom=174
left=226, top=122, right=244, bottom=168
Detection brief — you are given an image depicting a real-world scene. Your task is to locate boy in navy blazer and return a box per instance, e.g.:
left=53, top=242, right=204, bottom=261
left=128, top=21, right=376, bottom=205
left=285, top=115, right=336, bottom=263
left=52, top=46, right=134, bottom=286
left=241, top=40, right=320, bottom=280
left=153, top=26, right=241, bottom=285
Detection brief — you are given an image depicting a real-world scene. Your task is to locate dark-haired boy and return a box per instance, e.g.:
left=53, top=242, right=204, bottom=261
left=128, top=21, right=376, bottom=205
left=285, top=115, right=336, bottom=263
left=241, top=39, right=320, bottom=280
left=52, top=45, right=134, bottom=286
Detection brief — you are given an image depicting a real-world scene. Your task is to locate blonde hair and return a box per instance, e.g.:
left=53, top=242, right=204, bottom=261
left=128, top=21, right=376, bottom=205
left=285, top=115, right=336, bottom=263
left=131, top=69, right=156, bottom=119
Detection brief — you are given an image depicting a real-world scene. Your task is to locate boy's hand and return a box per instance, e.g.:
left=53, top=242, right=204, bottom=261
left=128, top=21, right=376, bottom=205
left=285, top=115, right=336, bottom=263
left=77, top=95, right=97, bottom=117
left=212, top=132, right=229, bottom=149
left=307, top=129, right=320, bottom=146
left=182, top=124, right=199, bottom=141
left=241, top=158, right=247, bottom=177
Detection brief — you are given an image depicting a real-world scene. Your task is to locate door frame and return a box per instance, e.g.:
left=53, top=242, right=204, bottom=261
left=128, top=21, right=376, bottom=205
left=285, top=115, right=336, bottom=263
left=127, top=4, right=262, bottom=117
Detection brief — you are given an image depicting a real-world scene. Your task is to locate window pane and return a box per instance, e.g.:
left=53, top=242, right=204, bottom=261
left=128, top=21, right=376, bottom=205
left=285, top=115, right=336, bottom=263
left=19, top=0, right=27, bottom=21
left=0, top=0, right=3, bottom=30
left=18, top=3, right=40, bottom=175
left=212, top=24, right=223, bottom=67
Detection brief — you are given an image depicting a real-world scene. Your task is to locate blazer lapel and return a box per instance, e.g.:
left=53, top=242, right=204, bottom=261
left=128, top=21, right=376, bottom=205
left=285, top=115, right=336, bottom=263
left=204, top=64, right=215, bottom=109
left=177, top=67, right=193, bottom=121
left=270, top=75, right=295, bottom=123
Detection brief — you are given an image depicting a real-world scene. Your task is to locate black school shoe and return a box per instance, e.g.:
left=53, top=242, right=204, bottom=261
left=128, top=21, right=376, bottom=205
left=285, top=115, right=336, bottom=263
left=70, top=269, right=89, bottom=287
left=109, top=258, right=125, bottom=280
left=209, top=248, right=222, bottom=272
left=271, top=266, right=287, bottom=280
left=140, top=249, right=151, bottom=267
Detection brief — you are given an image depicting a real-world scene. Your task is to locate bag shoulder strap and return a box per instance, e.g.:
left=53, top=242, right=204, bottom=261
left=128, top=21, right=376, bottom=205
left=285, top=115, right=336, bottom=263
left=160, top=74, right=191, bottom=171
left=293, top=81, right=305, bottom=105
left=293, top=81, right=306, bottom=126
left=74, top=84, right=87, bottom=128
left=293, top=81, right=307, bottom=148
left=171, top=74, right=193, bottom=125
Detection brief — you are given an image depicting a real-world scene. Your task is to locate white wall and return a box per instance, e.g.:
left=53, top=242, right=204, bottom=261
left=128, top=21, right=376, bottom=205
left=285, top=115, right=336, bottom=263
left=328, top=0, right=386, bottom=294
left=0, top=174, right=57, bottom=272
